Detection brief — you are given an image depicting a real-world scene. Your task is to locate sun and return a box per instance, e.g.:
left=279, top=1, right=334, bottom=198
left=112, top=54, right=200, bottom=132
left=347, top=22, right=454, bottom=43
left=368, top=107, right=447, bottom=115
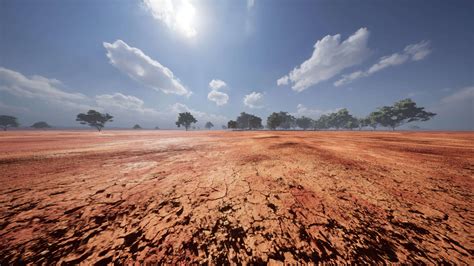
left=175, top=1, right=197, bottom=38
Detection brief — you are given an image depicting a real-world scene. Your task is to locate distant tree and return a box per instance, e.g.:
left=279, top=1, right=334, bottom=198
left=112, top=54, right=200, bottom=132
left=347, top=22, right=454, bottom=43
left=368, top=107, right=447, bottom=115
left=155, top=126, right=160, bottom=130
left=296, top=116, right=313, bottom=130
left=236, top=112, right=262, bottom=130
left=31, top=121, right=51, bottom=129
left=266, top=112, right=282, bottom=130
left=0, top=115, right=19, bottom=131
left=358, top=117, right=370, bottom=130
left=222, top=125, right=227, bottom=129
left=205, top=121, right=214, bottom=130
left=249, top=115, right=263, bottom=129
left=133, top=124, right=142, bottom=129
left=227, top=120, right=237, bottom=129
left=176, top=112, right=197, bottom=131
left=76, top=110, right=113, bottom=131
left=367, top=111, right=383, bottom=130
left=346, top=117, right=359, bottom=130
left=376, top=99, right=435, bottom=130
left=314, top=115, right=329, bottom=130
left=279, top=112, right=296, bottom=129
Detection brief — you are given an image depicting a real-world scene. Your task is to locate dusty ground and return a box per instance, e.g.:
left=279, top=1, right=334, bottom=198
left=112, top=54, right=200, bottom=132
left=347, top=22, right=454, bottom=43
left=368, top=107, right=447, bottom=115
left=0, top=130, right=473, bottom=264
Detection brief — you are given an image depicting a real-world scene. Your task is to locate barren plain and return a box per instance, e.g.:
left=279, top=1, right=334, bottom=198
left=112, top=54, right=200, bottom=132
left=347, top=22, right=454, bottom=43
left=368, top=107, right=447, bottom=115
left=0, top=130, right=473, bottom=264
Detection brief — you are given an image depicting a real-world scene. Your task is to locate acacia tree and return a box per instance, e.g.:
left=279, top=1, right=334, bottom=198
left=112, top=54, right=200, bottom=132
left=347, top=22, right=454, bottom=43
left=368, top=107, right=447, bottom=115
left=176, top=112, right=197, bottom=131
left=205, top=121, right=214, bottom=130
left=0, top=115, right=19, bottom=131
left=76, top=110, right=113, bottom=131
left=376, top=99, right=435, bottom=130
left=31, top=121, right=51, bottom=129
left=345, top=116, right=359, bottom=130
left=133, top=124, right=142, bottom=129
left=296, top=116, right=313, bottom=130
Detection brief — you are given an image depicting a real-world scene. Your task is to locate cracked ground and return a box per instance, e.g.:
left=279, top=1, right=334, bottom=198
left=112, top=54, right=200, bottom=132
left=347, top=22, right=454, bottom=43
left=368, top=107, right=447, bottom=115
left=0, top=130, right=473, bottom=264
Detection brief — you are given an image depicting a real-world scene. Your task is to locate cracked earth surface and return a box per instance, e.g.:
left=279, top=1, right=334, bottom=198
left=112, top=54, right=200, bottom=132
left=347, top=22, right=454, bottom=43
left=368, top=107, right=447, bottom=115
left=0, top=130, right=473, bottom=264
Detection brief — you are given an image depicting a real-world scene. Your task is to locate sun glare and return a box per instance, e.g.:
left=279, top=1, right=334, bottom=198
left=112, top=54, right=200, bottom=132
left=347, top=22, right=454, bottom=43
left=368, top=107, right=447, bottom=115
left=176, top=1, right=197, bottom=38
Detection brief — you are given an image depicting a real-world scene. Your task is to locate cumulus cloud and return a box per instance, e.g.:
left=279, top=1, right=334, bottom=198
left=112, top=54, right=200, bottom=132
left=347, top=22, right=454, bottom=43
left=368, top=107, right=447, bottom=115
left=335, top=40, right=431, bottom=87
left=207, top=79, right=229, bottom=106
left=243, top=92, right=263, bottom=108
left=293, top=104, right=341, bottom=119
left=209, top=79, right=227, bottom=90
left=208, top=90, right=229, bottom=106
left=277, top=28, right=371, bottom=92
left=142, top=0, right=197, bottom=38
left=103, top=40, right=191, bottom=96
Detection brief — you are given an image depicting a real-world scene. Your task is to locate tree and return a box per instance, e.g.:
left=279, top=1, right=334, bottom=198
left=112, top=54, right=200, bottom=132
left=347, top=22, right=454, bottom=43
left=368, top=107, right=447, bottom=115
left=314, top=115, right=329, bottom=130
left=279, top=112, right=296, bottom=129
left=346, top=117, right=359, bottom=130
left=155, top=126, right=160, bottom=130
left=31, top=121, right=51, bottom=129
left=227, top=120, right=237, bottom=129
left=375, top=99, right=436, bottom=130
left=358, top=117, right=370, bottom=130
left=76, top=110, right=113, bottom=131
left=176, top=112, right=197, bottom=131
left=249, top=115, right=263, bottom=129
left=0, top=115, right=19, bottom=131
left=236, top=112, right=262, bottom=130
left=205, top=121, right=214, bottom=130
left=133, top=124, right=142, bottom=129
left=222, top=125, right=227, bottom=129
left=367, top=111, right=383, bottom=130
left=296, top=116, right=313, bottom=130
left=266, top=112, right=282, bottom=130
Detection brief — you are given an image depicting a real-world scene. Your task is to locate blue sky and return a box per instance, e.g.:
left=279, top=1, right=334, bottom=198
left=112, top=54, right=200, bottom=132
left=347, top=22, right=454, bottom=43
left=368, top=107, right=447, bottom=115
left=0, top=0, right=473, bottom=129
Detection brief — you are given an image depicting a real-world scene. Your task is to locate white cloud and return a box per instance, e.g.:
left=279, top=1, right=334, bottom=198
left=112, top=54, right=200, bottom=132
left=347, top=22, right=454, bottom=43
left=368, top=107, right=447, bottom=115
left=142, top=0, right=197, bottom=38
left=95, top=93, right=159, bottom=115
left=293, top=104, right=341, bottom=119
left=277, top=28, right=371, bottom=92
left=207, top=79, right=229, bottom=106
left=209, top=79, right=227, bottom=90
left=103, top=40, right=191, bottom=96
left=243, top=91, right=263, bottom=108
left=207, top=90, right=229, bottom=106
left=0, top=67, right=86, bottom=101
left=404, top=40, right=432, bottom=61
left=276, top=75, right=289, bottom=86
left=0, top=67, right=94, bottom=111
left=335, top=40, right=432, bottom=86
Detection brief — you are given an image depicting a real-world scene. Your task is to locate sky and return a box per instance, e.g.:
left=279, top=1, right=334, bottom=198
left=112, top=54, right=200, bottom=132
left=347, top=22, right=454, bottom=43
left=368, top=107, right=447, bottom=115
left=0, top=0, right=473, bottom=130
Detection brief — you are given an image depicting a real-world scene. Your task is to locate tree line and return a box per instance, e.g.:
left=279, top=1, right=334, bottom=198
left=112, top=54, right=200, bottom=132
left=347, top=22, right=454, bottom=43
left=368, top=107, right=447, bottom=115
left=226, top=98, right=435, bottom=131
left=0, top=98, right=435, bottom=131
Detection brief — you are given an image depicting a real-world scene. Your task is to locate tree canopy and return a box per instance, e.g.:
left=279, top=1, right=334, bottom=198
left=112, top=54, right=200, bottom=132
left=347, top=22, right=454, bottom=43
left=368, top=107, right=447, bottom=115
left=133, top=124, right=142, bottom=129
left=176, top=112, right=197, bottom=131
left=236, top=112, right=263, bottom=130
left=0, top=115, right=19, bottom=131
left=296, top=116, right=313, bottom=130
left=31, top=121, right=51, bottom=129
left=76, top=110, right=113, bottom=131
left=227, top=120, right=237, bottom=129
left=205, top=121, right=214, bottom=130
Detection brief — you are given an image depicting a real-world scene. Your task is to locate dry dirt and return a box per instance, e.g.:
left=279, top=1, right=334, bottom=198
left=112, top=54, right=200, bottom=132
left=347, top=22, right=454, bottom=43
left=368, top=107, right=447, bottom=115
left=0, top=130, right=473, bottom=264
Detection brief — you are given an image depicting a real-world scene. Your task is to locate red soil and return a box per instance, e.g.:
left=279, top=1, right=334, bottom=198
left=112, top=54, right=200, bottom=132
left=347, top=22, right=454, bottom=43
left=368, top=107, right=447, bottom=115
left=0, top=130, right=472, bottom=264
